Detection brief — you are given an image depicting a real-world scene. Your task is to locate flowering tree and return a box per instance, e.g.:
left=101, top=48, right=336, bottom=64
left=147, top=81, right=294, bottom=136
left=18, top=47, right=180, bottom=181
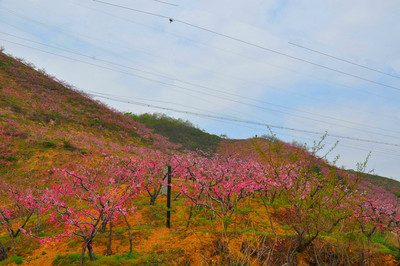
left=43, top=157, right=141, bottom=265
left=173, top=152, right=260, bottom=232
left=122, top=149, right=169, bottom=205
left=0, top=180, right=39, bottom=260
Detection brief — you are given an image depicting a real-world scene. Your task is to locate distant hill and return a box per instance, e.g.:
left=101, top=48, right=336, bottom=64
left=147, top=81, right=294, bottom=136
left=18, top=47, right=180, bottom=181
left=126, top=112, right=222, bottom=153
left=347, top=170, right=400, bottom=196
left=218, top=137, right=400, bottom=197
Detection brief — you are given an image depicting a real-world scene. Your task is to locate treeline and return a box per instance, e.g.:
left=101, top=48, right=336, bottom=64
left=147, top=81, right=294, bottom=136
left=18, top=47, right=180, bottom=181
left=126, top=112, right=222, bottom=153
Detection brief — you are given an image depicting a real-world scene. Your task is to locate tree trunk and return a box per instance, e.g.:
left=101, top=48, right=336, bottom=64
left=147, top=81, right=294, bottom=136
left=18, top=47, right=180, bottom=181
left=261, top=196, right=277, bottom=238
left=0, top=243, right=9, bottom=261
left=150, top=194, right=157, bottom=205
left=100, top=219, right=108, bottom=233
left=185, top=205, right=194, bottom=230
left=79, top=245, right=86, bottom=266
left=8, top=230, right=16, bottom=257
left=36, top=208, right=41, bottom=235
left=123, top=215, right=133, bottom=254
left=87, top=242, right=96, bottom=261
left=296, top=232, right=319, bottom=253
left=107, top=222, right=112, bottom=255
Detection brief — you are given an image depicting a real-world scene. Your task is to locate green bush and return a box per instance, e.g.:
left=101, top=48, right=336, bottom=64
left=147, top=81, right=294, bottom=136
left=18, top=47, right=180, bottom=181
left=62, top=140, right=77, bottom=151
left=53, top=253, right=85, bottom=265
left=42, top=141, right=56, bottom=148
left=125, top=112, right=222, bottom=152
left=12, top=256, right=24, bottom=265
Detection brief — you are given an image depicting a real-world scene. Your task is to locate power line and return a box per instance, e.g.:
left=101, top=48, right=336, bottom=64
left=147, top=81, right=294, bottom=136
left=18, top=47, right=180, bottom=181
left=2, top=31, right=399, bottom=137
left=93, top=0, right=400, bottom=93
left=2, top=36, right=399, bottom=140
left=4, top=4, right=399, bottom=123
left=86, top=93, right=400, bottom=148
left=1, top=36, right=398, bottom=152
left=206, top=117, right=400, bottom=160
left=154, top=0, right=179, bottom=7
left=62, top=0, right=398, bottom=106
left=89, top=90, right=400, bottom=158
left=289, top=42, right=400, bottom=79
left=84, top=90, right=241, bottom=120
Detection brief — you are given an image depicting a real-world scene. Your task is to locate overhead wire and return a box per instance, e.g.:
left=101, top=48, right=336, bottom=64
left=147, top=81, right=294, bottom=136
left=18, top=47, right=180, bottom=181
left=1, top=2, right=398, bottom=175
left=65, top=0, right=399, bottom=105
left=202, top=117, right=400, bottom=160
left=153, top=0, right=179, bottom=7
left=2, top=36, right=400, bottom=141
left=95, top=90, right=400, bottom=158
left=84, top=90, right=243, bottom=120
left=3, top=3, right=399, bottom=123
left=0, top=39, right=398, bottom=155
left=86, top=91, right=400, bottom=156
left=2, top=32, right=398, bottom=148
left=1, top=31, right=399, bottom=138
left=93, top=0, right=400, bottom=93
left=85, top=93, right=400, bottom=148
left=288, top=42, right=400, bottom=79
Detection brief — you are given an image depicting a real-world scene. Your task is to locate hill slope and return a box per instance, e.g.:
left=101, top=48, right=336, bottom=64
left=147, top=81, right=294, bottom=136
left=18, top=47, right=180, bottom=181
left=0, top=52, right=176, bottom=183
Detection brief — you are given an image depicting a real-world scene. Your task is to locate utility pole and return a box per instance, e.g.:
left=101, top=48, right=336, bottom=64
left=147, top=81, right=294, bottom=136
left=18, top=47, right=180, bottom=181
left=166, top=165, right=172, bottom=228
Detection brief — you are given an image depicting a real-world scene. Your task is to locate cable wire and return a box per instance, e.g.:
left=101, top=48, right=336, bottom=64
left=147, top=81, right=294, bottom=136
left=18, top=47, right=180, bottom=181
left=87, top=93, right=400, bottom=147
left=3, top=4, right=399, bottom=120
left=93, top=0, right=400, bottom=92
left=2, top=32, right=399, bottom=138
left=154, top=0, right=179, bottom=7
left=1, top=38, right=398, bottom=149
left=289, top=42, right=400, bottom=79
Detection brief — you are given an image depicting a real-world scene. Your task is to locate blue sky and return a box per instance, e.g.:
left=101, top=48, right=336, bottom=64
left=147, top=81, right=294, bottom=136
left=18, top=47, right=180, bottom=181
left=0, top=0, right=399, bottom=180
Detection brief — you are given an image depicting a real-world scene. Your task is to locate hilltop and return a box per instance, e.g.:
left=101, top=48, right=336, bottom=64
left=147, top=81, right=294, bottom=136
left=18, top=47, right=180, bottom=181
left=0, top=52, right=400, bottom=265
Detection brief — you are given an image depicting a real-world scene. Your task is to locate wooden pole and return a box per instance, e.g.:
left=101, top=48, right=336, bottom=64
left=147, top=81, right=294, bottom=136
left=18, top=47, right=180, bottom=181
left=166, top=165, right=172, bottom=228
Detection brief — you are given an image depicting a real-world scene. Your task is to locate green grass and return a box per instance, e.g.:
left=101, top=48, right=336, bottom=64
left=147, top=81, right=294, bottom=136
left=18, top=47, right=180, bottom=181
left=42, top=140, right=57, bottom=148
left=0, top=256, right=24, bottom=265
left=371, top=233, right=399, bottom=257
left=53, top=253, right=84, bottom=265
left=52, top=251, right=187, bottom=266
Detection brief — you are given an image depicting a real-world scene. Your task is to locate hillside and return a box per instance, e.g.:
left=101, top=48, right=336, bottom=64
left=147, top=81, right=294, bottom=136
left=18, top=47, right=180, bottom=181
left=125, top=112, right=222, bottom=153
left=1, top=52, right=400, bottom=265
left=347, top=170, right=400, bottom=196
left=0, top=51, right=177, bottom=183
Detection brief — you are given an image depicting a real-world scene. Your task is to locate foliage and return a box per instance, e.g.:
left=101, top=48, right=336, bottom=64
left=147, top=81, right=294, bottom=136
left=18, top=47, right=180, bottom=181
left=0, top=256, right=24, bottom=265
left=349, top=169, right=400, bottom=196
left=126, top=112, right=222, bottom=153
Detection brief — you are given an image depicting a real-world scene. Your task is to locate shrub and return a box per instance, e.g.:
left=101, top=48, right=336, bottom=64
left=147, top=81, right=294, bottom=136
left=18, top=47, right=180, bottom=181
left=42, top=141, right=56, bottom=148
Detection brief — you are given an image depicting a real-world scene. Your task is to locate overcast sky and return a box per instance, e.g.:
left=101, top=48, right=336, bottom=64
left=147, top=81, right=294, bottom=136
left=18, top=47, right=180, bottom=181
left=0, top=0, right=399, bottom=180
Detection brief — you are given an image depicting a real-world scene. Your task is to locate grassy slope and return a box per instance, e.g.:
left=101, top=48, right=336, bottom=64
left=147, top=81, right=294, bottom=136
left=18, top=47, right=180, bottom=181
left=348, top=170, right=400, bottom=195
left=0, top=52, right=175, bottom=183
left=126, top=112, right=222, bottom=153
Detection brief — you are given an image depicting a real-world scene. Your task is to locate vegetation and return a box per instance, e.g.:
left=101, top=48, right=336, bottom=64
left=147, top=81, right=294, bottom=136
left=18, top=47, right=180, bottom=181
left=348, top=169, right=400, bottom=196
left=126, top=112, right=222, bottom=153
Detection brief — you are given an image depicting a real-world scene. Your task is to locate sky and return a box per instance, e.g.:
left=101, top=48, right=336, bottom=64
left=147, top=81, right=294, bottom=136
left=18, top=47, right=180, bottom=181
left=0, top=0, right=399, bottom=180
